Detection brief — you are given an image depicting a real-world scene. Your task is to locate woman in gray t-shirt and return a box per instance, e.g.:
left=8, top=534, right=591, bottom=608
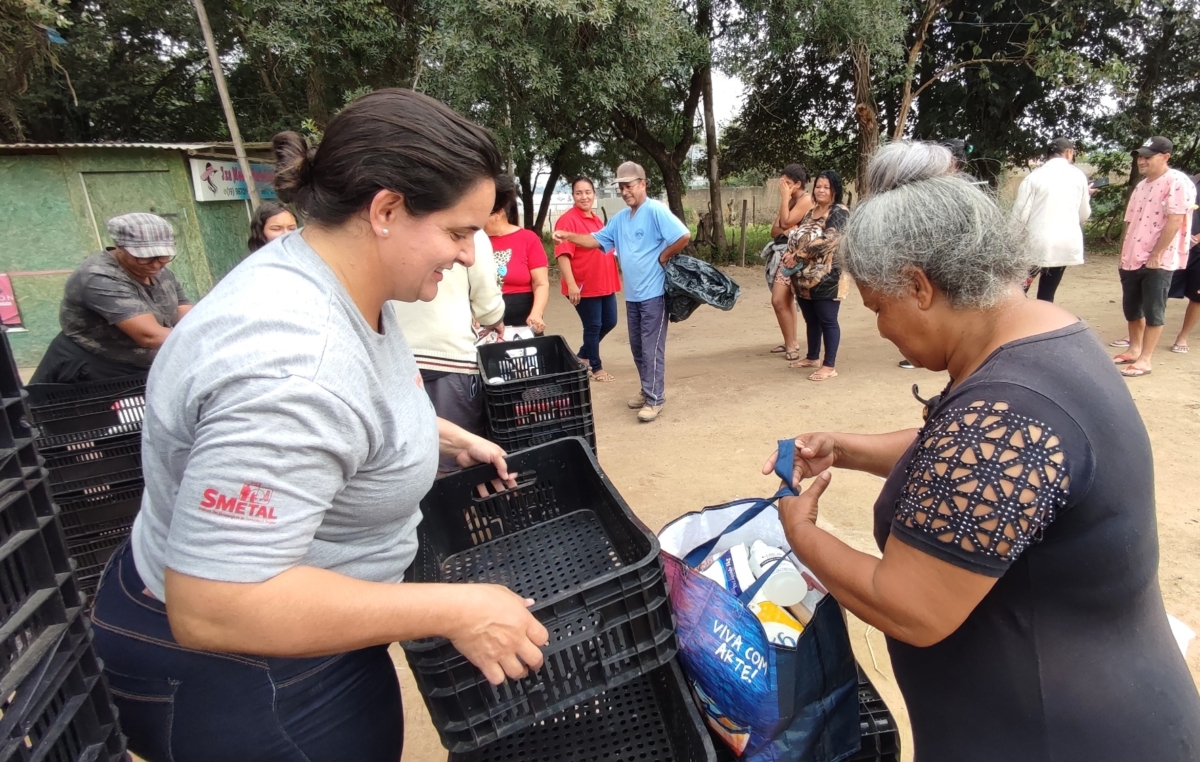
left=90, top=89, right=547, bottom=762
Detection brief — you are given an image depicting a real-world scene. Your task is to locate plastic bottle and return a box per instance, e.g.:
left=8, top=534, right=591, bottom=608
left=747, top=540, right=806, bottom=607
left=699, top=543, right=756, bottom=596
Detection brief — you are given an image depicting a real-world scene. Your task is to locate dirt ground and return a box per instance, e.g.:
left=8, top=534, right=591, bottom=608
left=394, top=251, right=1200, bottom=762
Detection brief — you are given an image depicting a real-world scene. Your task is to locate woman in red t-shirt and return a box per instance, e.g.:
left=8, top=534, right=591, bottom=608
left=553, top=177, right=621, bottom=381
left=486, top=176, right=549, bottom=334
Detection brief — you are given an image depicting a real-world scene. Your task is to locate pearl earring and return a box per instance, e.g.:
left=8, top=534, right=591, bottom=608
left=382, top=228, right=389, bottom=235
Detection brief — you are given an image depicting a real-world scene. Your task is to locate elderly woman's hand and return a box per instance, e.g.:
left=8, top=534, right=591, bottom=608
left=762, top=433, right=840, bottom=490
left=778, top=471, right=831, bottom=533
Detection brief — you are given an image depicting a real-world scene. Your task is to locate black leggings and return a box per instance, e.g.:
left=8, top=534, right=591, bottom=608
left=797, top=298, right=841, bottom=367
left=1034, top=266, right=1066, bottom=302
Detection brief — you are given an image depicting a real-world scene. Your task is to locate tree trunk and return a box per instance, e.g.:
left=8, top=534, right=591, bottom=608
left=515, top=159, right=535, bottom=227
left=660, top=166, right=687, bottom=223
left=701, top=62, right=727, bottom=256
left=850, top=41, right=879, bottom=197
left=533, top=146, right=568, bottom=235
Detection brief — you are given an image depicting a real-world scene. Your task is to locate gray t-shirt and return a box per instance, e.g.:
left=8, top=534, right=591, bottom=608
left=60, top=249, right=190, bottom=367
left=130, top=231, right=439, bottom=601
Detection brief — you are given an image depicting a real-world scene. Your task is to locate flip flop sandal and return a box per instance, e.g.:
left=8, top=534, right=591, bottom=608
left=1172, top=344, right=1190, bottom=354
left=1109, top=338, right=1130, bottom=347
left=808, top=369, right=839, bottom=381
left=783, top=350, right=801, bottom=361
left=770, top=345, right=787, bottom=354
left=1112, top=354, right=1137, bottom=364
left=591, top=370, right=616, bottom=382
left=1119, top=366, right=1152, bottom=377
left=789, top=358, right=820, bottom=369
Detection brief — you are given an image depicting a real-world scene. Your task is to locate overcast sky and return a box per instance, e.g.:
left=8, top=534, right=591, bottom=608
left=711, top=70, right=747, bottom=129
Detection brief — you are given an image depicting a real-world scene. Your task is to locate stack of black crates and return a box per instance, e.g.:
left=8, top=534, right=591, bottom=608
left=24, top=376, right=146, bottom=598
left=404, top=436, right=711, bottom=760
left=478, top=336, right=596, bottom=454
left=0, top=331, right=126, bottom=761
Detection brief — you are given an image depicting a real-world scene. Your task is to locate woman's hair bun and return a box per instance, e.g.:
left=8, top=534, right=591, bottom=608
left=272, top=131, right=315, bottom=204
left=864, top=141, right=955, bottom=197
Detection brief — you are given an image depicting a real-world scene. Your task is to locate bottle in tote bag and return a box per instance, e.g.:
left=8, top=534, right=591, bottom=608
left=748, top=540, right=828, bottom=625
left=658, top=440, right=860, bottom=762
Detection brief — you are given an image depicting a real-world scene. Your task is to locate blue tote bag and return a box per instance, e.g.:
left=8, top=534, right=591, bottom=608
left=659, top=440, right=859, bottom=761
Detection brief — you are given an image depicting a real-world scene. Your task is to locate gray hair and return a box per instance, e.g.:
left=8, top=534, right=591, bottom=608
left=841, top=141, right=1032, bottom=310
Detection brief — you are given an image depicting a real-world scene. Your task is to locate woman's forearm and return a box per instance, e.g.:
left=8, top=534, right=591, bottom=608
left=437, top=416, right=472, bottom=457
left=834, top=429, right=919, bottom=478
left=530, top=278, right=549, bottom=319
left=557, top=257, right=577, bottom=291
left=166, top=566, right=480, bottom=657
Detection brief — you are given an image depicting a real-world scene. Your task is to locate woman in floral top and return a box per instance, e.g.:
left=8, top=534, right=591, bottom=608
left=783, top=170, right=849, bottom=381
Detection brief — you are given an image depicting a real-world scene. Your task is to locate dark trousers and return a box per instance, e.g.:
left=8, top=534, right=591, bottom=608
left=574, top=294, right=619, bottom=373
left=627, top=295, right=668, bottom=406
left=90, top=542, right=403, bottom=762
left=797, top=298, right=841, bottom=367
left=421, top=370, right=484, bottom=472
left=30, top=332, right=146, bottom=384
left=1035, top=266, right=1067, bottom=302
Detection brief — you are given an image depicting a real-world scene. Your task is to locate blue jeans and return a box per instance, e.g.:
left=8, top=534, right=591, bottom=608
left=627, top=295, right=668, bottom=406
left=90, top=542, right=403, bottom=762
left=797, top=298, right=841, bottom=367
left=574, top=294, right=619, bottom=373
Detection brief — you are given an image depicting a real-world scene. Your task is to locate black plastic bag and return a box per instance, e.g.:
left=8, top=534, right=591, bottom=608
left=664, top=255, right=741, bottom=323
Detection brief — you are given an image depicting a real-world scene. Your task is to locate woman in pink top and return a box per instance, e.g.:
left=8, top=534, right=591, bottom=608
left=485, top=175, right=550, bottom=334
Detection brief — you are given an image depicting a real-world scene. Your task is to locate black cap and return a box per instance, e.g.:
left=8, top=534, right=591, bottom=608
left=1048, top=137, right=1074, bottom=156
left=1133, top=136, right=1173, bottom=157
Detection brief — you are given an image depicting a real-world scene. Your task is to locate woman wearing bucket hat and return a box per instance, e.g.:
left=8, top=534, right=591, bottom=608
left=30, top=212, right=192, bottom=383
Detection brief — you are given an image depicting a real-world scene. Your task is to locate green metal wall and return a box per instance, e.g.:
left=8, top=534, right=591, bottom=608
left=194, top=199, right=252, bottom=288
left=0, top=149, right=251, bottom=368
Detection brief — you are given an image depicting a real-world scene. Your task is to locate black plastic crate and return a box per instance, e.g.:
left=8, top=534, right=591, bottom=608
left=25, top=376, right=146, bottom=450
left=15, top=440, right=43, bottom=483
left=54, top=485, right=142, bottom=545
left=708, top=666, right=901, bottom=762
left=852, top=669, right=900, bottom=762
left=46, top=468, right=144, bottom=502
left=0, top=563, right=81, bottom=705
left=0, top=448, right=26, bottom=500
left=42, top=436, right=142, bottom=496
left=0, top=608, right=126, bottom=762
left=478, top=337, right=594, bottom=452
left=64, top=533, right=129, bottom=599
left=0, top=332, right=22, bottom=400
left=0, top=398, right=33, bottom=451
left=490, top=417, right=597, bottom=456
left=450, top=660, right=714, bottom=762
left=403, top=437, right=676, bottom=752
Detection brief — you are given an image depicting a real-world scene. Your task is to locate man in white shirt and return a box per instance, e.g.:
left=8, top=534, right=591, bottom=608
left=1012, top=138, right=1092, bottom=302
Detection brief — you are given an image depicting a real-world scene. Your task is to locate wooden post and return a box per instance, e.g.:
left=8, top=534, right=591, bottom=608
left=192, top=0, right=261, bottom=209
left=739, top=199, right=748, bottom=267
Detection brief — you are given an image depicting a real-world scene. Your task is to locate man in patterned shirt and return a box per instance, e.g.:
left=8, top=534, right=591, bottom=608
left=1113, top=136, right=1197, bottom=377
left=31, top=213, right=192, bottom=383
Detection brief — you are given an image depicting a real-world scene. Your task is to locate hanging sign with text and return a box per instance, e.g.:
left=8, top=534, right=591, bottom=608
left=189, top=159, right=277, bottom=202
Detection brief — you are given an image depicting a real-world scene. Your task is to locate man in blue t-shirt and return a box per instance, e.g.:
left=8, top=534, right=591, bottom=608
left=553, top=161, right=690, bottom=422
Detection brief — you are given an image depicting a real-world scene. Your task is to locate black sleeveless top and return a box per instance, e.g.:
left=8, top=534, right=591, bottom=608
left=873, top=322, right=1200, bottom=762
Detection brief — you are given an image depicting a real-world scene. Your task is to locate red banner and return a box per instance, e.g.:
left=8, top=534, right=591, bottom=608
left=0, top=275, right=25, bottom=331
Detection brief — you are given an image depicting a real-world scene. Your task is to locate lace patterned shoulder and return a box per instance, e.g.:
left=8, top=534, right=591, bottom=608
left=894, top=399, right=1070, bottom=568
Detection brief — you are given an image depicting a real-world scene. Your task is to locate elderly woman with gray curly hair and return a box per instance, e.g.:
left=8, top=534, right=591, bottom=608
left=763, top=141, right=1200, bottom=762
